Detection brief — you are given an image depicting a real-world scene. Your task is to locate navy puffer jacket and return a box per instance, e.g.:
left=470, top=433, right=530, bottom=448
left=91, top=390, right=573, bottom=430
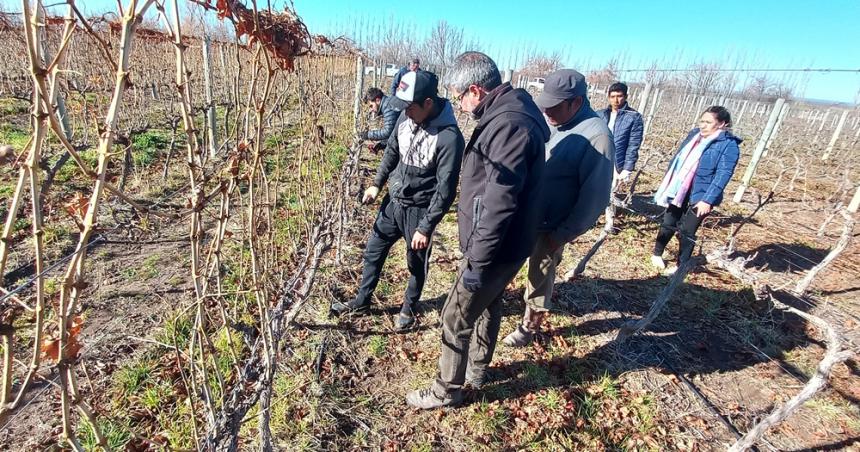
left=669, top=128, right=742, bottom=206
left=366, top=95, right=400, bottom=142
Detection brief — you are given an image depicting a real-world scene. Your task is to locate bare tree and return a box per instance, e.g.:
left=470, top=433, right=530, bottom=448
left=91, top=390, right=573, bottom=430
left=586, top=58, right=619, bottom=86
left=518, top=51, right=563, bottom=79
left=421, top=20, right=464, bottom=72
left=682, top=62, right=731, bottom=95
left=743, top=74, right=795, bottom=102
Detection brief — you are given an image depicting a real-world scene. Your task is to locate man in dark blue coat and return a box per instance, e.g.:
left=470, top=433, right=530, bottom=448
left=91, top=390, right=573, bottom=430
left=390, top=57, right=420, bottom=96
left=596, top=82, right=643, bottom=183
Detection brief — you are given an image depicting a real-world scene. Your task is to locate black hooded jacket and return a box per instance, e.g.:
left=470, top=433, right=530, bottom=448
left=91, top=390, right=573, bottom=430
left=457, top=83, right=550, bottom=271
left=372, top=98, right=465, bottom=235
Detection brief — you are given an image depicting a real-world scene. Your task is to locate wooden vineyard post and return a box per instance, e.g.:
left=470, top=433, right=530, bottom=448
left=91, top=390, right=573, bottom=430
left=821, top=109, right=848, bottom=160
left=353, top=55, right=364, bottom=134
left=202, top=34, right=217, bottom=157
left=733, top=98, right=786, bottom=203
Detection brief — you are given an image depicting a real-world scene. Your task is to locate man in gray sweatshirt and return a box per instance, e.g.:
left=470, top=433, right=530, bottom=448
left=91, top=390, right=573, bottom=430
left=502, top=69, right=615, bottom=347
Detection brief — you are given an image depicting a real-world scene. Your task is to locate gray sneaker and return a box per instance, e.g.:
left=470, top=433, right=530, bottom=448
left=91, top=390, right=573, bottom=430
left=502, top=325, right=534, bottom=347
left=406, top=388, right=463, bottom=409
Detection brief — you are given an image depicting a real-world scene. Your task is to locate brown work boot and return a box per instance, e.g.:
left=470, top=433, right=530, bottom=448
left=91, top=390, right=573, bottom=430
left=502, top=306, right=547, bottom=347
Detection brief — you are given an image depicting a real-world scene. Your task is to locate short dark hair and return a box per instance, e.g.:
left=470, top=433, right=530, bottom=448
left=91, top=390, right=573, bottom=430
left=364, top=87, right=384, bottom=103
left=411, top=57, right=420, bottom=65
left=607, top=82, right=628, bottom=96
left=704, top=105, right=732, bottom=127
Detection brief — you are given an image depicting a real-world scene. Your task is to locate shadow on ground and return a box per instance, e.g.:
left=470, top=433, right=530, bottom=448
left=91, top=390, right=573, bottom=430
left=479, top=274, right=815, bottom=405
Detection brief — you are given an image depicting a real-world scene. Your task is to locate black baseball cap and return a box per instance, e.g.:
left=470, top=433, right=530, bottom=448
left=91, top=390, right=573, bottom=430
left=534, top=69, right=587, bottom=109
left=389, top=70, right=438, bottom=110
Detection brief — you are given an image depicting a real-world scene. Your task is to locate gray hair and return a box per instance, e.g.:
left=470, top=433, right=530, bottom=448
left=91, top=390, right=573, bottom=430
left=445, top=51, right=501, bottom=93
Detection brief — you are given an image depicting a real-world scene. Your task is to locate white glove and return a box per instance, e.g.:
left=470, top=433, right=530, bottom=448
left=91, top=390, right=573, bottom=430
left=619, top=170, right=631, bottom=182
left=362, top=186, right=379, bottom=204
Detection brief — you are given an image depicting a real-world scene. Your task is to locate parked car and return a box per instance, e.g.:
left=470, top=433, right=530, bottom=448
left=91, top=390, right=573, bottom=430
left=526, top=77, right=545, bottom=91
left=364, top=63, right=399, bottom=77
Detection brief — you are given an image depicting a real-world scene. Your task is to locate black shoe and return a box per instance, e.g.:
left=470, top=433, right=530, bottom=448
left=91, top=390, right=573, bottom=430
left=330, top=298, right=370, bottom=315
left=395, top=312, right=415, bottom=331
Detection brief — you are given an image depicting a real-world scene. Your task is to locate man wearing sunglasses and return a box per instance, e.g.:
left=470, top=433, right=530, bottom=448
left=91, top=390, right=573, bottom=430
left=332, top=70, right=465, bottom=332
left=407, top=52, right=549, bottom=409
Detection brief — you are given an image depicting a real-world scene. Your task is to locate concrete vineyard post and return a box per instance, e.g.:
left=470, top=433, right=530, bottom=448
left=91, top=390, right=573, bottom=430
left=736, top=100, right=748, bottom=128
left=821, top=109, right=848, bottom=160
left=637, top=82, right=652, bottom=114
left=763, top=103, right=790, bottom=158
left=813, top=110, right=831, bottom=145
left=733, top=98, right=786, bottom=203
left=642, top=88, right=662, bottom=138
left=848, top=185, right=860, bottom=213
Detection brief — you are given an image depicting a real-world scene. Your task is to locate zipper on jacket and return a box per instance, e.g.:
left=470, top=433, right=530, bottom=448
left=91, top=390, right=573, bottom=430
left=472, top=196, right=482, bottom=229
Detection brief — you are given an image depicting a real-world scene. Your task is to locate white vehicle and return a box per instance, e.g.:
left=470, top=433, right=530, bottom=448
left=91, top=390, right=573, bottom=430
left=526, top=77, right=545, bottom=91
left=364, top=63, right=399, bottom=77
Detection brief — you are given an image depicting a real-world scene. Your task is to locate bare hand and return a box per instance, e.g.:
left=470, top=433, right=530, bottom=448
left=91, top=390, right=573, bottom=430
left=694, top=201, right=712, bottom=218
left=411, top=231, right=429, bottom=250
left=362, top=186, right=379, bottom=204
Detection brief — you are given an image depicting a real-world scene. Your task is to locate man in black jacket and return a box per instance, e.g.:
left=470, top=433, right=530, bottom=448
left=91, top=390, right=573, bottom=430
left=332, top=70, right=465, bottom=331
left=406, top=52, right=549, bottom=409
left=361, top=87, right=401, bottom=153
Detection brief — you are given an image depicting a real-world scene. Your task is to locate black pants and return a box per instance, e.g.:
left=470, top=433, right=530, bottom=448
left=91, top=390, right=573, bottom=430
left=653, top=198, right=706, bottom=264
left=354, top=196, right=429, bottom=315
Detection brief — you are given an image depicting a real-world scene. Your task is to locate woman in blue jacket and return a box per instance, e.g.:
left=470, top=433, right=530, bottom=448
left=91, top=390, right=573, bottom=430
left=651, top=106, right=741, bottom=273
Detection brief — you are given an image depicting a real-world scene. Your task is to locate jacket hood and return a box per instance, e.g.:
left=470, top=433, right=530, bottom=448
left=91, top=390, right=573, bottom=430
left=426, top=98, right=458, bottom=129
left=474, top=83, right=550, bottom=141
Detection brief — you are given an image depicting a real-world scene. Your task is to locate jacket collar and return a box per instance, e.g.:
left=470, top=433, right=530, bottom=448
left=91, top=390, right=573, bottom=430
left=472, top=83, right=512, bottom=122
left=557, top=98, right=598, bottom=132
left=605, top=101, right=633, bottom=114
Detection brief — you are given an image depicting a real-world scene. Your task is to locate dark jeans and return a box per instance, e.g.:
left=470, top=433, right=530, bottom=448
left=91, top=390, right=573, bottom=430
left=653, top=199, right=707, bottom=264
left=354, top=196, right=429, bottom=315
left=433, top=259, right=524, bottom=396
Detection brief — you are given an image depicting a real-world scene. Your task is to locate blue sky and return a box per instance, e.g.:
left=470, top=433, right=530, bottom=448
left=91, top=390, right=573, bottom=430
left=56, top=0, right=860, bottom=102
